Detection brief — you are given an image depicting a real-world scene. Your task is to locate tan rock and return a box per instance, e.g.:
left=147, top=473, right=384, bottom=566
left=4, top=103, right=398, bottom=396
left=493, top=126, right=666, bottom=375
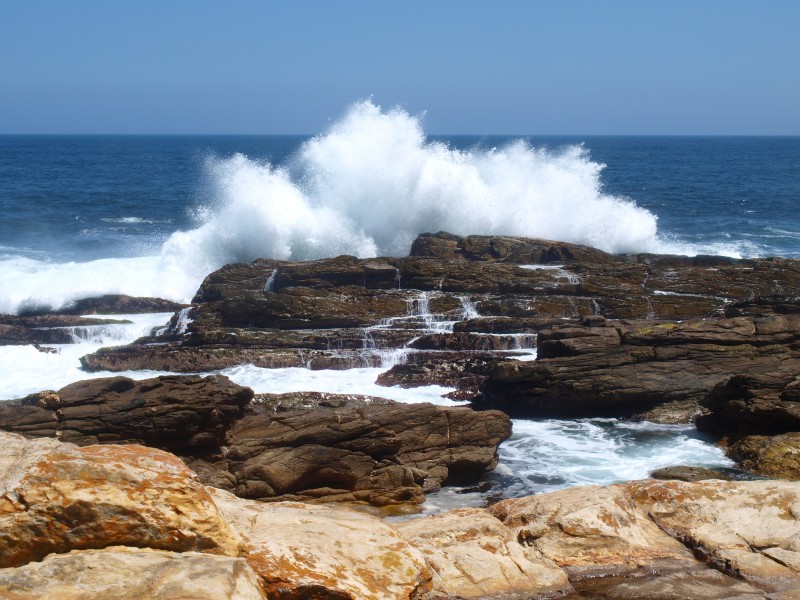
left=489, top=484, right=700, bottom=578
left=209, top=487, right=430, bottom=599
left=396, top=507, right=572, bottom=599
left=0, top=431, right=243, bottom=568
left=0, top=546, right=266, bottom=600
left=625, top=479, right=800, bottom=592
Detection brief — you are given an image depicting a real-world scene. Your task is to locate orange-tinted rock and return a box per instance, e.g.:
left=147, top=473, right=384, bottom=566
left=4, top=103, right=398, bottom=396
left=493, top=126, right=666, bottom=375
left=0, top=547, right=266, bottom=600
left=209, top=488, right=431, bottom=600
left=0, top=431, right=243, bottom=568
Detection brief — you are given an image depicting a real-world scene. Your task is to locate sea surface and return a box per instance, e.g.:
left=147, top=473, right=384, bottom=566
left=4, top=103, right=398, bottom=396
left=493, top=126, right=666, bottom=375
left=1, top=101, right=797, bottom=511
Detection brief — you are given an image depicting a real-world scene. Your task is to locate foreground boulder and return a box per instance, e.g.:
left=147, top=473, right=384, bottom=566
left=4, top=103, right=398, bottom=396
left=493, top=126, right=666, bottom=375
left=491, top=479, right=800, bottom=594
left=5, top=428, right=800, bottom=599
left=0, top=431, right=243, bottom=568
left=396, top=507, right=572, bottom=598
left=0, top=547, right=266, bottom=600
left=211, top=488, right=431, bottom=599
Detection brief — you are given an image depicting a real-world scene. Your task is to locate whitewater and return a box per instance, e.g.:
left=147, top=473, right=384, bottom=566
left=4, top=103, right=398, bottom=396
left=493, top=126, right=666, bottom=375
left=0, top=100, right=746, bottom=316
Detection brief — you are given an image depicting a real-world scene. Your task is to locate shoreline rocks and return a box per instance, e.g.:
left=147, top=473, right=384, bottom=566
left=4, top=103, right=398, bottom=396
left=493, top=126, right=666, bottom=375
left=0, top=377, right=511, bottom=508
left=5, top=429, right=800, bottom=598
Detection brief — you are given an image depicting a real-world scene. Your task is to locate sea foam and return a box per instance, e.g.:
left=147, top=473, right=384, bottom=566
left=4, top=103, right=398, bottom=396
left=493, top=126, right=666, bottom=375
left=0, top=100, right=728, bottom=314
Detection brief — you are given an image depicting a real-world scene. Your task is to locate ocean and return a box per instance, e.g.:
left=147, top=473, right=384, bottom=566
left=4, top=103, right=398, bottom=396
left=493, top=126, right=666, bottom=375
left=1, top=100, right=797, bottom=510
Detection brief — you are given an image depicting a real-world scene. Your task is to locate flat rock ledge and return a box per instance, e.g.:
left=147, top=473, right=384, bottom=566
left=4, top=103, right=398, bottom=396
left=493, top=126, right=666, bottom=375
left=0, top=376, right=511, bottom=508
left=4, top=430, right=800, bottom=599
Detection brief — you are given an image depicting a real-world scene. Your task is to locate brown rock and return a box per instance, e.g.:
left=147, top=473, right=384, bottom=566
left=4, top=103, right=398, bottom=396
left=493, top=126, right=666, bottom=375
left=479, top=315, right=800, bottom=419
left=0, top=431, right=243, bottom=568
left=650, top=465, right=733, bottom=482
left=191, top=393, right=511, bottom=506
left=0, top=375, right=253, bottom=454
left=54, top=294, right=187, bottom=315
left=729, top=433, right=800, bottom=480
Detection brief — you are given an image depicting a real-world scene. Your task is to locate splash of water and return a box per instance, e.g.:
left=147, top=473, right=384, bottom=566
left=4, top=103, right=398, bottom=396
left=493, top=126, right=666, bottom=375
left=0, top=100, right=734, bottom=314
left=161, top=100, right=663, bottom=278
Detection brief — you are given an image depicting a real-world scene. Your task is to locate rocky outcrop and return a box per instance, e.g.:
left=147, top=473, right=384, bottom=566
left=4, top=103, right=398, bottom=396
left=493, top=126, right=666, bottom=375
left=0, top=431, right=243, bottom=569
left=0, top=375, right=253, bottom=453
left=210, top=488, right=431, bottom=600
left=78, top=232, right=800, bottom=381
left=728, top=433, right=800, bottom=480
left=478, top=313, right=800, bottom=419
left=0, top=379, right=510, bottom=508
left=490, top=479, right=800, bottom=594
left=188, top=392, right=512, bottom=506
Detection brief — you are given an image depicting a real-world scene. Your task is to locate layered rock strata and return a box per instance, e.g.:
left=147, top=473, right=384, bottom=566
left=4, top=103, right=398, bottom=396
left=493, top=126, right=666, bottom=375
left=478, top=312, right=800, bottom=418
left=79, top=232, right=800, bottom=381
left=0, top=378, right=511, bottom=507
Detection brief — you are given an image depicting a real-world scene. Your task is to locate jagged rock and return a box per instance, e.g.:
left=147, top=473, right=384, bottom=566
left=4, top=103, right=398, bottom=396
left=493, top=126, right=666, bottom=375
left=0, top=314, right=134, bottom=345
left=396, top=507, right=573, bottom=599
left=53, top=294, right=187, bottom=315
left=698, top=372, right=800, bottom=438
left=478, top=314, right=800, bottom=418
left=489, top=484, right=698, bottom=579
left=188, top=392, right=511, bottom=506
left=410, top=231, right=618, bottom=265
left=626, top=479, right=800, bottom=592
left=729, top=433, right=800, bottom=480
left=210, top=488, right=431, bottom=600
left=491, top=479, right=800, bottom=592
left=376, top=353, right=500, bottom=401
left=0, top=431, right=243, bottom=568
left=0, top=375, right=253, bottom=453
left=0, top=547, right=266, bottom=600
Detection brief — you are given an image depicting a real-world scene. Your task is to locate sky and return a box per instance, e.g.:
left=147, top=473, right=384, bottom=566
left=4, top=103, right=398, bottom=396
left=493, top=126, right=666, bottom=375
left=1, top=0, right=798, bottom=135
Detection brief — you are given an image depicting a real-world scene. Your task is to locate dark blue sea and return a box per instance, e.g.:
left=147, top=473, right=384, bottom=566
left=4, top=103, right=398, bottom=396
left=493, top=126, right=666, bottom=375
left=1, top=102, right=799, bottom=314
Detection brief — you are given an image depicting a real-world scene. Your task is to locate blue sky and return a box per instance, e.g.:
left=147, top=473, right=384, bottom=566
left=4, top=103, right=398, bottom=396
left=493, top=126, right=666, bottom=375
left=1, top=0, right=798, bottom=134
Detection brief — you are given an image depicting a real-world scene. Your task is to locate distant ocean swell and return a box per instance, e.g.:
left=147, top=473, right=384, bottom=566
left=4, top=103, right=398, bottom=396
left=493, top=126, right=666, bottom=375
left=0, top=100, right=738, bottom=315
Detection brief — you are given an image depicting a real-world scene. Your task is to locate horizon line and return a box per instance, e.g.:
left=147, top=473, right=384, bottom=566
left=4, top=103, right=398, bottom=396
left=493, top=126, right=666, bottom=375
left=2, top=132, right=800, bottom=138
